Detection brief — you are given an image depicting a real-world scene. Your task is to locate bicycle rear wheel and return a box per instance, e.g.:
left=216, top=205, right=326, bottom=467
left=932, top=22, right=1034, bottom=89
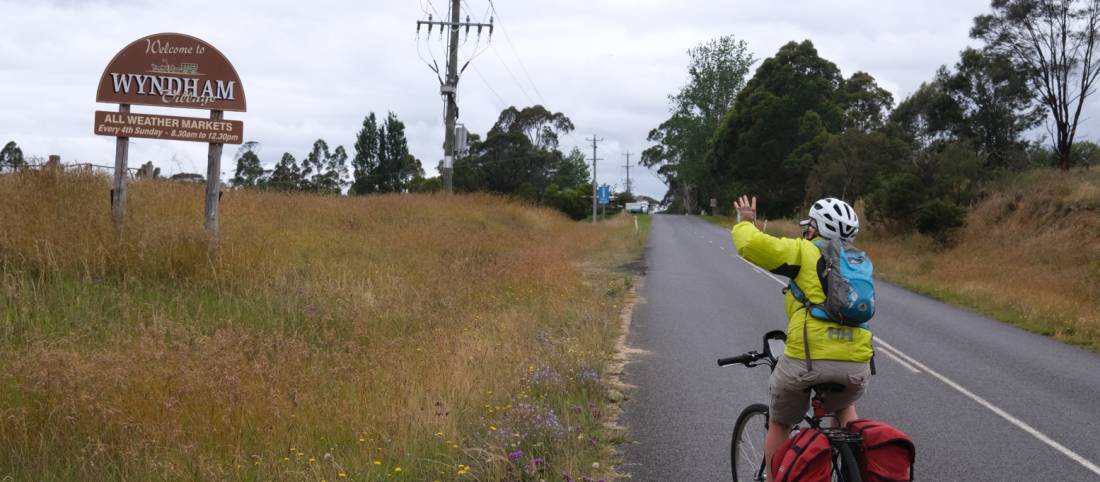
left=731, top=403, right=769, bottom=482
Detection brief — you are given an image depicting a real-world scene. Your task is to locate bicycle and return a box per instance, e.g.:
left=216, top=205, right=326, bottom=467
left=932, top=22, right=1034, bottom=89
left=718, top=330, right=863, bottom=482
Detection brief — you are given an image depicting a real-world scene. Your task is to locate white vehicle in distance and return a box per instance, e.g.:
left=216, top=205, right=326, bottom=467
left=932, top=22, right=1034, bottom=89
left=625, top=201, right=649, bottom=214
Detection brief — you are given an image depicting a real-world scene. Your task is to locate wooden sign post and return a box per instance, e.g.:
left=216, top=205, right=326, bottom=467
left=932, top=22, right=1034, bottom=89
left=112, top=104, right=130, bottom=232
left=94, top=32, right=246, bottom=239
left=204, top=110, right=224, bottom=236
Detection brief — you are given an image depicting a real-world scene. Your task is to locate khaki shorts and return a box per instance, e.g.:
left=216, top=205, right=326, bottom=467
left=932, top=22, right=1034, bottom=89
left=767, top=356, right=871, bottom=426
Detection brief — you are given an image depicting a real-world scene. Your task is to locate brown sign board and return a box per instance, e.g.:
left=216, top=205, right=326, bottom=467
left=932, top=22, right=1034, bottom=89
left=96, top=33, right=246, bottom=112
left=94, top=111, right=243, bottom=144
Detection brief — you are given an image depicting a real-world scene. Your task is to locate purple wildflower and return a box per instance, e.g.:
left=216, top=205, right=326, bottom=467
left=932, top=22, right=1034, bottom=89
left=575, top=368, right=600, bottom=383
left=526, top=457, right=546, bottom=474
left=531, top=367, right=562, bottom=385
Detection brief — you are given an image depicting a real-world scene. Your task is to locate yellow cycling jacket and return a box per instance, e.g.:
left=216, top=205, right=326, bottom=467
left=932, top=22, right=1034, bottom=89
left=731, top=221, right=873, bottom=363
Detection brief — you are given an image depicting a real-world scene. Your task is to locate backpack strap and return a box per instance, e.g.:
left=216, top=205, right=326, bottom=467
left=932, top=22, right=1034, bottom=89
left=802, top=309, right=813, bottom=372
left=870, top=334, right=877, bottom=376
left=790, top=240, right=830, bottom=373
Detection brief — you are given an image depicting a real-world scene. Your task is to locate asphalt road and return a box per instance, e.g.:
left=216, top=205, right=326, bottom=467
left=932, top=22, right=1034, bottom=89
left=620, top=215, right=1100, bottom=481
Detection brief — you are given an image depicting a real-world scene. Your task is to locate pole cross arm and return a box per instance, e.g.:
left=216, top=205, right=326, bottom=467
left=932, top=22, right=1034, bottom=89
left=416, top=20, right=494, bottom=30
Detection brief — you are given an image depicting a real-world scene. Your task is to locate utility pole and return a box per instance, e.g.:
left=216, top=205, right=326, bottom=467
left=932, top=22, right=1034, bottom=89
left=622, top=150, right=633, bottom=195
left=587, top=135, right=603, bottom=223
left=416, top=1, right=493, bottom=193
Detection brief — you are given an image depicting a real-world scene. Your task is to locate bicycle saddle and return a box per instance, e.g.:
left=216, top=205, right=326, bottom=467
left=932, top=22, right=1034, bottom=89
left=806, top=382, right=847, bottom=394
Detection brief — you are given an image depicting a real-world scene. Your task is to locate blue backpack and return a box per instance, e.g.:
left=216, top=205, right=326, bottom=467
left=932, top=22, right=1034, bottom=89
left=788, top=238, right=875, bottom=327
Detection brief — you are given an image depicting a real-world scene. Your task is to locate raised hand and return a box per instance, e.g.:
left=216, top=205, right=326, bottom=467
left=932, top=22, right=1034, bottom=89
left=733, top=195, right=757, bottom=223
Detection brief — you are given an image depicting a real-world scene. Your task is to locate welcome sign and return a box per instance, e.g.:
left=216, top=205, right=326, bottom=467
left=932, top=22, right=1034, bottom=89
left=95, top=32, right=246, bottom=238
left=96, top=32, right=246, bottom=112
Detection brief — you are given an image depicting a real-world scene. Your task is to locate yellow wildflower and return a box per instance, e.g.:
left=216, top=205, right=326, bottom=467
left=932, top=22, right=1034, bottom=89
left=374, top=460, right=382, bottom=465
left=489, top=425, right=497, bottom=432
left=395, top=467, right=402, bottom=472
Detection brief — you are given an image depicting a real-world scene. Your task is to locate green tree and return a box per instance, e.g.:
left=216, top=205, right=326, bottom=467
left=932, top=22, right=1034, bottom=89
left=867, top=140, right=983, bottom=243
left=377, top=112, right=422, bottom=192
left=407, top=175, right=443, bottom=193
left=711, top=40, right=845, bottom=217
left=972, top=0, right=1100, bottom=169
left=805, top=128, right=911, bottom=202
left=490, top=105, right=574, bottom=150
left=351, top=113, right=380, bottom=194
left=837, top=71, right=895, bottom=132
left=231, top=141, right=265, bottom=188
left=937, top=48, right=1042, bottom=169
left=1, top=141, right=25, bottom=171
left=455, top=105, right=579, bottom=205
left=890, top=80, right=964, bottom=150
left=299, top=140, right=329, bottom=192
left=892, top=48, right=1040, bottom=170
left=299, top=139, right=347, bottom=194
left=352, top=112, right=422, bottom=193
left=267, top=153, right=302, bottom=191
left=545, top=182, right=593, bottom=220
left=1071, top=140, right=1100, bottom=167
left=313, top=145, right=348, bottom=194
left=642, top=35, right=755, bottom=213
left=554, top=147, right=590, bottom=190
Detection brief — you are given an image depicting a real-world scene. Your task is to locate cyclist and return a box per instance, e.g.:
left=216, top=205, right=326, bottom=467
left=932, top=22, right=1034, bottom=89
left=730, top=195, right=873, bottom=476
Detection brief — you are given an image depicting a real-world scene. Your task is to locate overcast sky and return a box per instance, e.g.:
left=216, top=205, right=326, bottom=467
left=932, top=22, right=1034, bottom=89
left=3, top=0, right=1087, bottom=199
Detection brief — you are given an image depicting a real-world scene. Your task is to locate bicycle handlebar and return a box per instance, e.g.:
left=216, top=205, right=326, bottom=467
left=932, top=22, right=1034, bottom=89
left=717, top=351, right=764, bottom=367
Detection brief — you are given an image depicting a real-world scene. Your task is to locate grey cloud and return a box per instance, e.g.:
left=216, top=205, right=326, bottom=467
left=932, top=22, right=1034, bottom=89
left=2, top=0, right=1086, bottom=201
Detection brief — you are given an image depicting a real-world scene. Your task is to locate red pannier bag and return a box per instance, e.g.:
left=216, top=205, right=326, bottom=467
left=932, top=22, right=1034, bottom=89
left=847, top=419, right=916, bottom=481
left=770, top=427, right=833, bottom=482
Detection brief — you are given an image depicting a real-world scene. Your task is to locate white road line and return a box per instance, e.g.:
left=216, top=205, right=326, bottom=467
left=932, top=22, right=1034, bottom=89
left=737, top=259, right=1100, bottom=475
left=875, top=337, right=1100, bottom=477
left=737, top=256, right=785, bottom=286
left=872, top=343, right=921, bottom=374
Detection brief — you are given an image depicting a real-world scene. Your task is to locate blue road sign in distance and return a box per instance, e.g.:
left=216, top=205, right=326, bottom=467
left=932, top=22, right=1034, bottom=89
left=598, top=185, right=610, bottom=205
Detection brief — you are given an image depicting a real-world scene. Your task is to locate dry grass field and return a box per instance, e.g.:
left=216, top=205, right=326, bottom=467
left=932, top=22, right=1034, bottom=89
left=707, top=167, right=1100, bottom=351
left=0, top=169, right=648, bottom=481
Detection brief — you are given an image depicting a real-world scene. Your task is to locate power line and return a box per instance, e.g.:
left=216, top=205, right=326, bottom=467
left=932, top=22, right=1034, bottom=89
left=490, top=44, right=536, bottom=106
left=423, top=0, right=441, bottom=17
left=472, top=64, right=508, bottom=110
left=488, top=0, right=546, bottom=105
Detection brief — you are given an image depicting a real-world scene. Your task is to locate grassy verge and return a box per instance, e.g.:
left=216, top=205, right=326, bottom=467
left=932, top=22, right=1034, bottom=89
left=0, top=170, right=650, bottom=481
left=702, top=169, right=1100, bottom=351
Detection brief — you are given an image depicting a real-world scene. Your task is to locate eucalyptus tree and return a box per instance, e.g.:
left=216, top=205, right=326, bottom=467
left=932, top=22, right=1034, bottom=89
left=972, top=0, right=1100, bottom=169
left=642, top=35, right=755, bottom=212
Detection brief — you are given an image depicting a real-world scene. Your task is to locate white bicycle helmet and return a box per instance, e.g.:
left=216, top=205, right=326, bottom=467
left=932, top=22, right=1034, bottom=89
left=807, top=197, right=859, bottom=240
